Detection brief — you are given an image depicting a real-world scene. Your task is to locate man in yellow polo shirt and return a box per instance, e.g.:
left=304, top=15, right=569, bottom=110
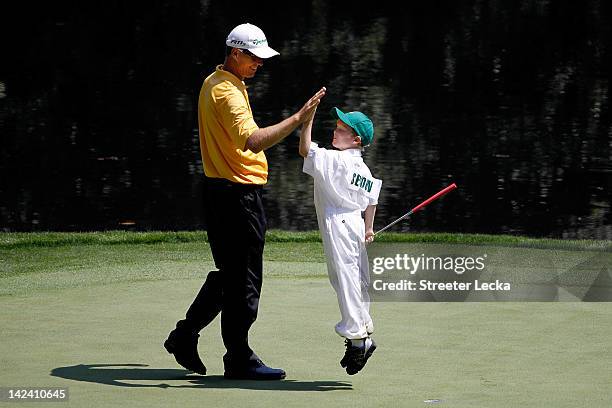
left=164, top=23, right=326, bottom=380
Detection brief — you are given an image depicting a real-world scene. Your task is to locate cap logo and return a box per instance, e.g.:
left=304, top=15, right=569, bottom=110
left=251, top=39, right=267, bottom=46
left=229, top=39, right=246, bottom=46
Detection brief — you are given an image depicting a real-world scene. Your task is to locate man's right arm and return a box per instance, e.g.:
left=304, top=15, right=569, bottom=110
left=245, top=87, right=326, bottom=153
left=245, top=114, right=301, bottom=153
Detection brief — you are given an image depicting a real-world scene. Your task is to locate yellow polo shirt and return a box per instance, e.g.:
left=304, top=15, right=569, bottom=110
left=198, top=65, right=268, bottom=184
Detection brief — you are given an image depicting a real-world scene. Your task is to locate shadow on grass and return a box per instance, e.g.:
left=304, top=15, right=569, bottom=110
left=50, top=364, right=352, bottom=391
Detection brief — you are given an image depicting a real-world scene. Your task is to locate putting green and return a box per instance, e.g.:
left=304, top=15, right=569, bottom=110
left=1, top=242, right=611, bottom=407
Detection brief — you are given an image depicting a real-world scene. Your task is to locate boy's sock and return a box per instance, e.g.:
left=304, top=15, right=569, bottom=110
left=350, top=337, right=373, bottom=350
left=350, top=338, right=365, bottom=348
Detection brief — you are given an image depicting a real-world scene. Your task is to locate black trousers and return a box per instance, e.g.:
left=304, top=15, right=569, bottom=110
left=177, top=177, right=266, bottom=368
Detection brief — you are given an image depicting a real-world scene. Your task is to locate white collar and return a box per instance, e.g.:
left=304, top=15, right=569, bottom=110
left=339, top=148, right=362, bottom=157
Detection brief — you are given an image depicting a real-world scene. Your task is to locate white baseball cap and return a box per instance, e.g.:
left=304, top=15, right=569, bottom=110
left=226, top=23, right=280, bottom=59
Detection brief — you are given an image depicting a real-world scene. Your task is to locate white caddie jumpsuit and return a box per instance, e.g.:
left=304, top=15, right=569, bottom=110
left=303, top=142, right=382, bottom=340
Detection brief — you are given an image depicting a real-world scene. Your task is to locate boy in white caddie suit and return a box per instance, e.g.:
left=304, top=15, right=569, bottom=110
left=299, top=101, right=382, bottom=375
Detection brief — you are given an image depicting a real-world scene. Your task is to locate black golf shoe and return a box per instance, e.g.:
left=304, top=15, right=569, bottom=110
left=224, top=359, right=286, bottom=380
left=163, top=330, right=207, bottom=375
left=340, top=338, right=377, bottom=375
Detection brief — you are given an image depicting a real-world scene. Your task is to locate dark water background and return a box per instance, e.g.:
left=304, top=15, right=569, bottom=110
left=1, top=1, right=611, bottom=238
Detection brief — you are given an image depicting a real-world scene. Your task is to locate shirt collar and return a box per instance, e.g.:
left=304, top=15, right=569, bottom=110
left=339, top=148, right=362, bottom=157
left=215, top=64, right=246, bottom=89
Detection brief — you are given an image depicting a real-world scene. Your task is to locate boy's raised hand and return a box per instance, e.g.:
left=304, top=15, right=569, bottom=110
left=305, top=105, right=318, bottom=124
left=297, top=87, right=326, bottom=123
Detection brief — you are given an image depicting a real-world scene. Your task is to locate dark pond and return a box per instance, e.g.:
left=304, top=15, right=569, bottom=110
left=1, top=1, right=611, bottom=238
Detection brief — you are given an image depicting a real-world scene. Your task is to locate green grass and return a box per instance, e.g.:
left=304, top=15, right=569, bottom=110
left=0, top=233, right=611, bottom=407
left=0, top=241, right=328, bottom=295
left=1, top=230, right=610, bottom=250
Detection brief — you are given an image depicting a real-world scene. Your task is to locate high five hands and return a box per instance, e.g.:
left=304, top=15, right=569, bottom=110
left=299, top=87, right=326, bottom=123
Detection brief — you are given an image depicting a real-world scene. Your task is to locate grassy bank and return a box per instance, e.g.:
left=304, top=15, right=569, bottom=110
left=1, top=230, right=609, bottom=250
left=0, top=232, right=611, bottom=407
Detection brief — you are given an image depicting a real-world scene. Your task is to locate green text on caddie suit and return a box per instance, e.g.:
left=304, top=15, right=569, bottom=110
left=351, top=173, right=373, bottom=193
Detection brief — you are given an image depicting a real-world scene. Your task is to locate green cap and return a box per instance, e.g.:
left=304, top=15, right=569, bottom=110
left=331, top=107, right=374, bottom=146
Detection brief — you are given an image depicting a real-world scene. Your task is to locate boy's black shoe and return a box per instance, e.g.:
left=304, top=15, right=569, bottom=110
left=224, top=359, right=286, bottom=380
left=164, top=330, right=207, bottom=375
left=341, top=338, right=377, bottom=375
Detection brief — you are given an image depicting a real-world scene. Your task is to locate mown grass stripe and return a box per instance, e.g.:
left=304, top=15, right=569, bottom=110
left=0, top=230, right=609, bottom=251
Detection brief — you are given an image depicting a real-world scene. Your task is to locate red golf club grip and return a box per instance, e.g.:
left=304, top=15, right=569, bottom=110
left=410, top=183, right=457, bottom=214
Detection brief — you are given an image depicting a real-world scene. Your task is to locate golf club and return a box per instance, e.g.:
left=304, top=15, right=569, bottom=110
left=375, top=183, right=458, bottom=235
